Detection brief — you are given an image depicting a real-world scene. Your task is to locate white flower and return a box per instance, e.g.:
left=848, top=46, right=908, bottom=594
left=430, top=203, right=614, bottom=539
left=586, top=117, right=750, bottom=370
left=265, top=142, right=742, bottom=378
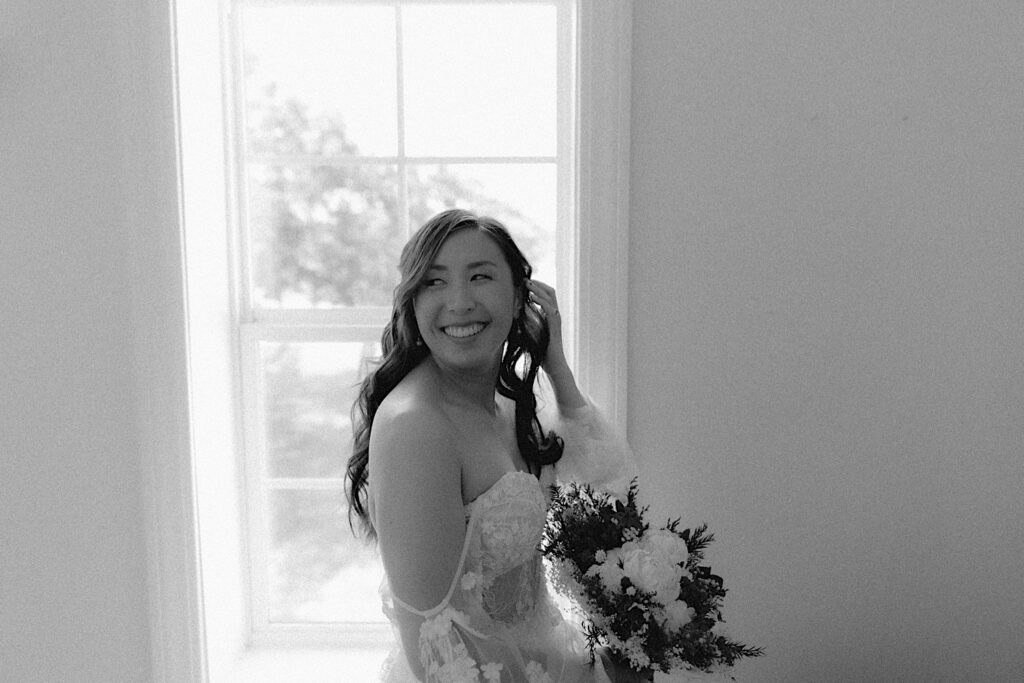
left=481, top=661, right=503, bottom=682
left=419, top=608, right=455, bottom=641
left=664, top=599, right=696, bottom=630
left=619, top=539, right=642, bottom=557
left=460, top=570, right=482, bottom=591
left=422, top=633, right=480, bottom=683
left=588, top=553, right=626, bottom=592
left=594, top=549, right=607, bottom=563
left=623, top=634, right=652, bottom=670
left=619, top=545, right=684, bottom=606
left=525, top=660, right=552, bottom=683
left=643, top=529, right=690, bottom=566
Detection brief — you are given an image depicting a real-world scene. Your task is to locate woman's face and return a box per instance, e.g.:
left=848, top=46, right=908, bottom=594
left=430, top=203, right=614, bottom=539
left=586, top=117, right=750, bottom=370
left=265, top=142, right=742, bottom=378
left=413, top=229, right=518, bottom=374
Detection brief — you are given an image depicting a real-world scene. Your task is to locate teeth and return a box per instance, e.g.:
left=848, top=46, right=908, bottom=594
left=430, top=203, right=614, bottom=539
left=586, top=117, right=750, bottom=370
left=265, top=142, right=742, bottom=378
left=443, top=323, right=485, bottom=338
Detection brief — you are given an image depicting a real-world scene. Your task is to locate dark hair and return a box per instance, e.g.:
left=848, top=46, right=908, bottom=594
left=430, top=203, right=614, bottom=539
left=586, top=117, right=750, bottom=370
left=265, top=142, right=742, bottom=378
left=345, top=209, right=563, bottom=537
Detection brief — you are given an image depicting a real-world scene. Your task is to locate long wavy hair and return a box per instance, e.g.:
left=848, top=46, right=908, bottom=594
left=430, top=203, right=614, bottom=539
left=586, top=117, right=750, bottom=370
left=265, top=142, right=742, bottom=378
left=345, top=209, right=564, bottom=537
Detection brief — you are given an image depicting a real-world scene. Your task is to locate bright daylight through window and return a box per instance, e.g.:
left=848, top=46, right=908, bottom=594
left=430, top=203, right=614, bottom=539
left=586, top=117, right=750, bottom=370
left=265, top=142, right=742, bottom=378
left=173, top=0, right=629, bottom=678
left=234, top=0, right=571, bottom=637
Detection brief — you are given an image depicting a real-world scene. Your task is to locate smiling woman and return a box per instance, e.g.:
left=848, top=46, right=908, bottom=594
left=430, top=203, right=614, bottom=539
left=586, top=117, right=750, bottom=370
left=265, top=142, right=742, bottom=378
left=346, top=210, right=565, bottom=530
left=345, top=210, right=639, bottom=682
left=415, top=230, right=520, bottom=374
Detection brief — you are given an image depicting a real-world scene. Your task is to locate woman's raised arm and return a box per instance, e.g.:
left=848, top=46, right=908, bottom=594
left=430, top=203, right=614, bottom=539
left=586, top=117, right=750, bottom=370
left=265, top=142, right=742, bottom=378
left=526, top=278, right=586, bottom=414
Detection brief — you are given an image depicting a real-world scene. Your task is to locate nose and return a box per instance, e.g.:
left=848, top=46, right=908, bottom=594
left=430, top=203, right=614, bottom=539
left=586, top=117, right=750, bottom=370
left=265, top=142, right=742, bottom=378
left=446, top=280, right=475, bottom=314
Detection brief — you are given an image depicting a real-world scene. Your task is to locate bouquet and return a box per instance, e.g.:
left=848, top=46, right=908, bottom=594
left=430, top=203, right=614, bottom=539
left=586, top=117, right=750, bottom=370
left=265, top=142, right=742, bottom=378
left=540, top=480, right=762, bottom=680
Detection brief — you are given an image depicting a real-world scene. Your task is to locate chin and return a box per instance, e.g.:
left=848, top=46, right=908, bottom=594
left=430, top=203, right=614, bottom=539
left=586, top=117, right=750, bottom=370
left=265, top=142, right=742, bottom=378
left=447, top=354, right=502, bottom=374
left=430, top=344, right=503, bottom=374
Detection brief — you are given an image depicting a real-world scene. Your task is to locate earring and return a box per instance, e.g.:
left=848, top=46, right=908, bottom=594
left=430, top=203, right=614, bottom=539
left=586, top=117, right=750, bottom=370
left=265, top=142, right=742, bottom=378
left=415, top=337, right=423, bottom=347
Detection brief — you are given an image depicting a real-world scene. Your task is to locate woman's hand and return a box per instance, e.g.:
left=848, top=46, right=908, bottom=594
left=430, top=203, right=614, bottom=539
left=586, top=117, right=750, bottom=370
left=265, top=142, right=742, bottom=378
left=525, top=278, right=566, bottom=373
left=526, top=279, right=585, bottom=413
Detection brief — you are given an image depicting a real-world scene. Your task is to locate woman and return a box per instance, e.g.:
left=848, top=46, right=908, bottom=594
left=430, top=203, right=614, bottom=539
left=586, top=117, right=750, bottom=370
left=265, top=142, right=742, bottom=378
left=346, top=209, right=640, bottom=682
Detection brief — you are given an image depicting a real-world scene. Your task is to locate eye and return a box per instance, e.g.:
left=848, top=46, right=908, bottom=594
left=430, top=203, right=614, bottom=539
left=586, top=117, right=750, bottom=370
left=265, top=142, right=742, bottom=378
left=471, top=273, right=493, bottom=281
left=422, top=277, right=445, bottom=287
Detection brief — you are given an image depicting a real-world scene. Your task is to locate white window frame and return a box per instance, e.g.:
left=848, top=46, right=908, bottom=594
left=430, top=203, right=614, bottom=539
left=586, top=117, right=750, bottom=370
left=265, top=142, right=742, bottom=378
left=139, top=0, right=631, bottom=679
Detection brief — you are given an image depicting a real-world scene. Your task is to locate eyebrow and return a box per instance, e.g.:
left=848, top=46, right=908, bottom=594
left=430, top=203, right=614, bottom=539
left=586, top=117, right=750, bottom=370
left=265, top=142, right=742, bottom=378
left=427, top=260, right=499, bottom=272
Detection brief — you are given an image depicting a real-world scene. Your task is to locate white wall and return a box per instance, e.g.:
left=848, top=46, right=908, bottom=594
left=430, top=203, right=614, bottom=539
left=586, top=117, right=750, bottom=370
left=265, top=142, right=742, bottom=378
left=5, top=1, right=1023, bottom=681
left=629, top=2, right=1024, bottom=681
left=0, top=1, right=154, bottom=681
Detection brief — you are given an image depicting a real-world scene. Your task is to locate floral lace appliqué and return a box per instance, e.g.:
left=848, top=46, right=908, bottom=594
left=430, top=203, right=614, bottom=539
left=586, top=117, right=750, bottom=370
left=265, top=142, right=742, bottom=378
left=481, top=661, right=504, bottom=682
left=525, top=660, right=553, bottom=683
left=474, top=474, right=546, bottom=573
left=419, top=607, right=481, bottom=683
left=470, top=473, right=547, bottom=625
left=460, top=569, right=482, bottom=592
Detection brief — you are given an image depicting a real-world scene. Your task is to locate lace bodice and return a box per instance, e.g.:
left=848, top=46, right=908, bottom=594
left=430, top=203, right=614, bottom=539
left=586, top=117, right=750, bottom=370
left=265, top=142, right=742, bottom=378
left=468, top=471, right=547, bottom=625
left=378, top=400, right=637, bottom=683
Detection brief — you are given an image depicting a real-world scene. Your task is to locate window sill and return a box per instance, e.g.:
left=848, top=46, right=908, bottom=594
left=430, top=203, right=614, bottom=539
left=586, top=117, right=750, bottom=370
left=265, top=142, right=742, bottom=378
left=226, top=642, right=393, bottom=683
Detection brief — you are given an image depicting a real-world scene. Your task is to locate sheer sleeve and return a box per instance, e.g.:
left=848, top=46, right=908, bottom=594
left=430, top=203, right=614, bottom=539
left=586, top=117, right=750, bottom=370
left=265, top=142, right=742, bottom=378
left=380, top=513, right=492, bottom=683
left=539, top=386, right=638, bottom=498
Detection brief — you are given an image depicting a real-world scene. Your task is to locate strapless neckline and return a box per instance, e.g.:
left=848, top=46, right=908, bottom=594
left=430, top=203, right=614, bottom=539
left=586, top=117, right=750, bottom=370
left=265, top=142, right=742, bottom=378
left=464, top=469, right=538, bottom=511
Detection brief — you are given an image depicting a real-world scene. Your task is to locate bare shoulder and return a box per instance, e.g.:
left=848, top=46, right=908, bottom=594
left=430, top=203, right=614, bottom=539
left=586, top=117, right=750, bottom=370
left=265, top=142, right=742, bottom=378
left=368, top=364, right=466, bottom=611
left=370, top=366, right=454, bottom=464
left=368, top=364, right=460, bottom=503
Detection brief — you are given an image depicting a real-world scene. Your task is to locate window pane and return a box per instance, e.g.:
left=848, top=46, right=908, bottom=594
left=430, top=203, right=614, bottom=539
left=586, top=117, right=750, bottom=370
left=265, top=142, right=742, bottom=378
left=261, top=341, right=370, bottom=479
left=402, top=4, right=557, bottom=157
left=247, top=164, right=403, bottom=308
left=267, top=489, right=385, bottom=623
left=242, top=5, right=398, bottom=156
left=408, top=163, right=557, bottom=283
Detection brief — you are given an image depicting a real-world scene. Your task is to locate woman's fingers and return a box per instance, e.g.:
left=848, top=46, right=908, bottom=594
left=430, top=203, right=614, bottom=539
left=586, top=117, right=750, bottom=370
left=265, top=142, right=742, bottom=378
left=526, top=279, right=574, bottom=381
left=526, top=279, right=560, bottom=318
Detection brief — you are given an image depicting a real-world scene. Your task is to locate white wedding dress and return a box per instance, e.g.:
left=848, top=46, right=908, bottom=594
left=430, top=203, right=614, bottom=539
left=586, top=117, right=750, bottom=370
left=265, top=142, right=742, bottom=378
left=376, top=399, right=638, bottom=683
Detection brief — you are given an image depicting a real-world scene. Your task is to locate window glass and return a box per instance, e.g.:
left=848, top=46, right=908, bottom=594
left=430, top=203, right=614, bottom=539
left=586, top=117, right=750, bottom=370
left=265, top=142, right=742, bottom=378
left=247, top=164, right=403, bottom=308
left=402, top=4, right=557, bottom=157
left=260, top=341, right=367, bottom=479
left=267, top=489, right=384, bottom=623
left=232, top=0, right=569, bottom=632
left=242, top=5, right=398, bottom=156
left=407, top=163, right=558, bottom=282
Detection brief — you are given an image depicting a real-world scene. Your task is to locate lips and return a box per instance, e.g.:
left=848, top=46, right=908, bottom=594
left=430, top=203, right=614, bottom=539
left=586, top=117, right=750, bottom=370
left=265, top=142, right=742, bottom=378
left=442, top=322, right=487, bottom=339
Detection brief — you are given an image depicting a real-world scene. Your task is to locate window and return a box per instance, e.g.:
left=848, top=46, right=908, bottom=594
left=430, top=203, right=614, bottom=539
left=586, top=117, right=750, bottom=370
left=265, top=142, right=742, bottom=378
left=236, top=0, right=573, bottom=650
left=161, top=0, right=631, bottom=680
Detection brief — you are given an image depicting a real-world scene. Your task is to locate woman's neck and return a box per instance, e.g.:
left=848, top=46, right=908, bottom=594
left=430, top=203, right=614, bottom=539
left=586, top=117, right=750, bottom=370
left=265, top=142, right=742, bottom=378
left=427, top=355, right=501, bottom=415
